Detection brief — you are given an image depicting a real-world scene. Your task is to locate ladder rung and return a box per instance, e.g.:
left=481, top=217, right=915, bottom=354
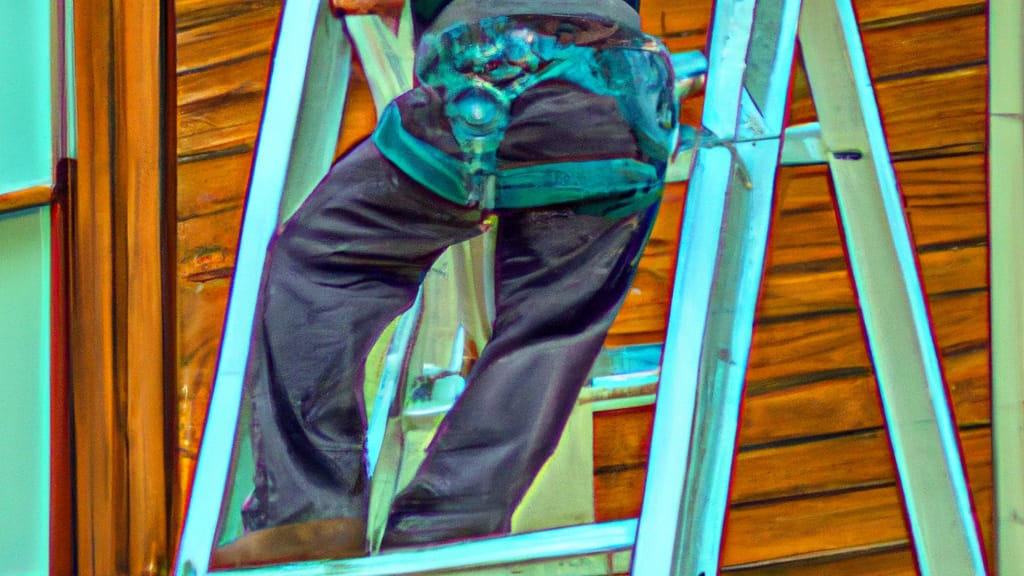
left=201, top=520, right=637, bottom=576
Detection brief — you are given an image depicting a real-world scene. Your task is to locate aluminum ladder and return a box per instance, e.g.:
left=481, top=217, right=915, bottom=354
left=175, top=0, right=987, bottom=574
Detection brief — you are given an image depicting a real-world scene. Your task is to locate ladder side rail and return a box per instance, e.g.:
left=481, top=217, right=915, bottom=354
left=676, top=1, right=804, bottom=569
left=669, top=139, right=783, bottom=576
left=633, top=0, right=804, bottom=573
left=798, top=1, right=987, bottom=574
left=630, top=143, right=730, bottom=576
left=697, top=0, right=755, bottom=139
left=279, top=6, right=357, bottom=222
left=633, top=0, right=768, bottom=573
left=175, top=1, right=352, bottom=573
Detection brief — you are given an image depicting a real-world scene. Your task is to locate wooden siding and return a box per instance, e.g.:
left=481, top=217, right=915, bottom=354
left=174, top=0, right=991, bottom=572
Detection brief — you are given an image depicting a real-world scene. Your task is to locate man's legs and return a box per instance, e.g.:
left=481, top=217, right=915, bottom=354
left=240, top=139, right=483, bottom=534
left=384, top=200, right=659, bottom=546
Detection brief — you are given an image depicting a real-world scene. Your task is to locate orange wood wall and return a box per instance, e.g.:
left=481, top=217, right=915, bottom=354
left=175, top=0, right=990, bottom=572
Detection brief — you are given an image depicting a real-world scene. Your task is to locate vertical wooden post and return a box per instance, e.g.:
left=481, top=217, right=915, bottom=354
left=71, top=0, right=173, bottom=574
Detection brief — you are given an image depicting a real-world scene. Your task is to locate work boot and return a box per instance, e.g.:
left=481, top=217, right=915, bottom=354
left=209, top=517, right=367, bottom=568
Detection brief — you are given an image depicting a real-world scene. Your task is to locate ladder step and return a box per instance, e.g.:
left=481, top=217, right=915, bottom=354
left=204, top=520, right=637, bottom=576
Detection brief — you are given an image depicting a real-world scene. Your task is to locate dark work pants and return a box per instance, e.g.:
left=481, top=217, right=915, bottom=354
left=240, top=83, right=661, bottom=542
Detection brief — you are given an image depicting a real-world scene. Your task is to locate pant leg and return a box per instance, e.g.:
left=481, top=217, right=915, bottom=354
left=242, top=139, right=483, bottom=531
left=385, top=200, right=659, bottom=544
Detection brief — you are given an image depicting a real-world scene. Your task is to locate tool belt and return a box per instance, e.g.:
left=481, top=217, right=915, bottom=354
left=373, top=14, right=677, bottom=214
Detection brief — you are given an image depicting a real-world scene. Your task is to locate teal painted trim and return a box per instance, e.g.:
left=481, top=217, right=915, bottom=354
left=0, top=3, right=53, bottom=193
left=0, top=206, right=51, bottom=576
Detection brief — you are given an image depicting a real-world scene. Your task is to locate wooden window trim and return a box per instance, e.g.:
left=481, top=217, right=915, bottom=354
left=0, top=185, right=53, bottom=215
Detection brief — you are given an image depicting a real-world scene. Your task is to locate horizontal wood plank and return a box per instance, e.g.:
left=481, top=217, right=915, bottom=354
left=725, top=429, right=993, bottom=566
left=760, top=244, right=987, bottom=321
left=733, top=428, right=973, bottom=505
left=747, top=289, right=986, bottom=384
left=647, top=0, right=984, bottom=36
left=725, top=545, right=916, bottom=576
left=790, top=64, right=987, bottom=156
left=595, top=428, right=992, bottom=565
left=861, top=10, right=986, bottom=81
left=177, top=152, right=251, bottom=221
left=593, top=346, right=990, bottom=476
left=178, top=90, right=266, bottom=158
left=176, top=3, right=279, bottom=74
left=177, top=205, right=243, bottom=282
left=854, top=0, right=984, bottom=26
left=897, top=153, right=987, bottom=206
left=176, top=0, right=280, bottom=31
left=176, top=3, right=279, bottom=158
left=177, top=49, right=270, bottom=109
left=722, top=486, right=911, bottom=568
left=778, top=152, right=985, bottom=212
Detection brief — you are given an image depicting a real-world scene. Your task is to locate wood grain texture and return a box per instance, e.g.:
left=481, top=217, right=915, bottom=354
left=120, top=1, right=173, bottom=572
left=861, top=9, right=986, bottom=81
left=606, top=182, right=685, bottom=344
left=594, top=357, right=990, bottom=477
left=595, top=426, right=993, bottom=565
left=174, top=0, right=285, bottom=542
left=788, top=64, right=987, bottom=156
left=725, top=546, right=917, bottom=576
left=173, top=2, right=992, bottom=572
left=0, top=185, right=52, bottom=215
left=73, top=1, right=172, bottom=574
left=72, top=3, right=128, bottom=573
